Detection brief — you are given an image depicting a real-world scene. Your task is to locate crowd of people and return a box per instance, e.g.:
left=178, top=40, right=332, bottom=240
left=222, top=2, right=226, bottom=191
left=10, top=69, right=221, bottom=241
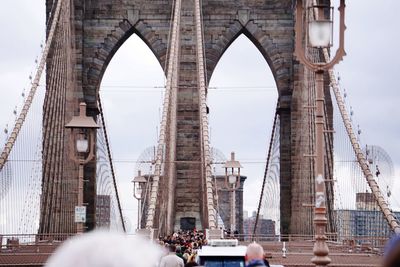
left=157, top=229, right=271, bottom=267
left=43, top=229, right=400, bottom=267
left=158, top=230, right=207, bottom=266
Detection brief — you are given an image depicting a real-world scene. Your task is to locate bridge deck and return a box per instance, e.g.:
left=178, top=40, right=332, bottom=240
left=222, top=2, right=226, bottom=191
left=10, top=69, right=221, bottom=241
left=0, top=240, right=383, bottom=266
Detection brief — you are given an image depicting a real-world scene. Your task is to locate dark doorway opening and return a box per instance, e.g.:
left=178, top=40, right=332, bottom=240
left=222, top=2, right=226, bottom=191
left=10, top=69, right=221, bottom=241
left=180, top=217, right=196, bottom=231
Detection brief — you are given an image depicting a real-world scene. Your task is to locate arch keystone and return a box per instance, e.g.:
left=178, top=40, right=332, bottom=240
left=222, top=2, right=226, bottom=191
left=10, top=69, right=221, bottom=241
left=237, top=10, right=250, bottom=26
left=127, top=9, right=140, bottom=26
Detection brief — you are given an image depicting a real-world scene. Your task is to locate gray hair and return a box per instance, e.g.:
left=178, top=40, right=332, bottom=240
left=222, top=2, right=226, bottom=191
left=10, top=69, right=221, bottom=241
left=45, top=231, right=162, bottom=267
left=246, top=242, right=264, bottom=261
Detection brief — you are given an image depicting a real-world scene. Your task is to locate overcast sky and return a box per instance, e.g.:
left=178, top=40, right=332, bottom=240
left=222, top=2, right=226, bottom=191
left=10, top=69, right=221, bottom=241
left=0, top=1, right=399, bottom=232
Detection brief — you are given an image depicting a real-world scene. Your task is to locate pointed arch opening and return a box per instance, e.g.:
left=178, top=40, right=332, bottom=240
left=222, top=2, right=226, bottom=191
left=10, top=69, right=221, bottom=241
left=99, top=34, right=165, bottom=233
left=208, top=34, right=279, bottom=234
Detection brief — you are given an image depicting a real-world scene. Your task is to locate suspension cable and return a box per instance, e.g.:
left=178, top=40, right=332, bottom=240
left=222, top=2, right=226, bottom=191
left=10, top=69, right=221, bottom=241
left=309, top=0, right=400, bottom=234
left=252, top=103, right=279, bottom=239
left=0, top=0, right=63, bottom=172
left=146, top=0, right=182, bottom=230
left=327, top=60, right=400, bottom=234
left=98, top=96, right=126, bottom=232
left=194, top=0, right=216, bottom=229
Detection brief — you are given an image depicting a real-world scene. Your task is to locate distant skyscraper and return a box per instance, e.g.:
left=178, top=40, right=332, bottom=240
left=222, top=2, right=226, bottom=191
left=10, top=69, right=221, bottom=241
left=96, top=195, right=111, bottom=228
left=356, top=192, right=379, bottom=211
left=243, top=210, right=249, bottom=220
left=243, top=212, right=275, bottom=240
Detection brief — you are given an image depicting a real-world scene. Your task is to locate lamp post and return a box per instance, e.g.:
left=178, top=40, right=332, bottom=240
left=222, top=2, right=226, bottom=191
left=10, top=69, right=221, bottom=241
left=65, top=102, right=99, bottom=234
left=132, top=170, right=147, bottom=230
left=223, top=152, right=242, bottom=237
left=294, top=1, right=346, bottom=266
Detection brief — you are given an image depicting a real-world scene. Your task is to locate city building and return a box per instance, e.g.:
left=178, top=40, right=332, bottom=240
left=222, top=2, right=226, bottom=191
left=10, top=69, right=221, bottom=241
left=96, top=195, right=111, bottom=228
left=243, top=211, right=276, bottom=240
left=335, top=192, right=400, bottom=245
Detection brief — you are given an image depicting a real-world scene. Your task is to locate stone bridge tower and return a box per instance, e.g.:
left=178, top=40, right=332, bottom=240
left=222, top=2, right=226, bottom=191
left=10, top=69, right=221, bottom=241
left=40, top=0, right=333, bottom=236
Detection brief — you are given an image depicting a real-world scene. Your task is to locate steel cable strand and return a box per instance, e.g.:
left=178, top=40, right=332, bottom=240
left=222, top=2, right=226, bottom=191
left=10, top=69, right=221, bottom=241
left=15, top=108, right=24, bottom=234
left=194, top=0, right=215, bottom=229
left=0, top=0, right=63, bottom=172
left=154, top=9, right=180, bottom=234
left=323, top=91, right=337, bottom=235
left=326, top=52, right=400, bottom=234
left=253, top=104, right=279, bottom=239
left=96, top=131, right=109, bottom=189
left=11, top=116, right=21, bottom=234
left=96, top=135, right=111, bottom=198
left=4, top=2, right=64, bottom=234
left=41, top=23, right=65, bottom=234
left=302, top=53, right=316, bottom=235
left=17, top=127, right=43, bottom=234
left=145, top=0, right=182, bottom=230
left=1, top=6, right=62, bottom=234
left=55, top=14, right=70, bottom=234
left=311, top=0, right=398, bottom=232
left=95, top=140, right=115, bottom=229
left=261, top=166, right=279, bottom=236
left=332, top=105, right=346, bottom=238
left=98, top=97, right=126, bottom=232
left=259, top=117, right=281, bottom=235
left=37, top=11, right=65, bottom=234
left=39, top=53, right=60, bottom=233
left=163, top=0, right=177, bottom=85
left=50, top=21, right=69, bottom=234
left=272, top=120, right=281, bottom=234
left=308, top=65, right=316, bottom=235
left=303, top=43, right=316, bottom=235
left=149, top=1, right=181, bottom=231
left=164, top=8, right=180, bottom=233
left=53, top=16, right=70, bottom=235
left=28, top=115, right=44, bottom=234
left=60, top=16, right=71, bottom=234
left=96, top=125, right=119, bottom=230
left=58, top=41, right=69, bottom=236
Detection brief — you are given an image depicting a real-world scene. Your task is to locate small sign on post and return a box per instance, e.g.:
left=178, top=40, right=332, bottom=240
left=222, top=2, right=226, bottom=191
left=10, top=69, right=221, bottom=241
left=75, top=206, right=86, bottom=223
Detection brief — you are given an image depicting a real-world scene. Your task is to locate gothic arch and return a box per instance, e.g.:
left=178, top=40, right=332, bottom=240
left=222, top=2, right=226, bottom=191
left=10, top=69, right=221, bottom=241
left=83, top=19, right=168, bottom=100
left=206, top=20, right=294, bottom=97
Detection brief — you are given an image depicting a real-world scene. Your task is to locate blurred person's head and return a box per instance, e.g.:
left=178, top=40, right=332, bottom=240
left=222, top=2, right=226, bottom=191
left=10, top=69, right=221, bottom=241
left=45, top=231, right=162, bottom=267
left=384, top=234, right=400, bottom=267
left=246, top=242, right=264, bottom=262
left=169, top=244, right=176, bottom=253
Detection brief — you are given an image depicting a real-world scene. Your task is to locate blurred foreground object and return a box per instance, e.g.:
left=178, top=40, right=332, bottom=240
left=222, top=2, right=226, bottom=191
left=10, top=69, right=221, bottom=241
left=384, top=234, right=400, bottom=267
left=45, top=231, right=162, bottom=267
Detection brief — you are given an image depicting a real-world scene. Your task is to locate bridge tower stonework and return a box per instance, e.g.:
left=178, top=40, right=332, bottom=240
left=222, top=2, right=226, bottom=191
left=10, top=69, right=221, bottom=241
left=40, top=0, right=333, bottom=236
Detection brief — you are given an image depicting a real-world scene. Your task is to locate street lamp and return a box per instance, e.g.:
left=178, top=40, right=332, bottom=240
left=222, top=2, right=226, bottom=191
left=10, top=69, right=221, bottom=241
left=65, top=102, right=99, bottom=234
left=132, top=170, right=147, bottom=230
left=294, top=1, right=346, bottom=266
left=223, top=152, right=242, bottom=236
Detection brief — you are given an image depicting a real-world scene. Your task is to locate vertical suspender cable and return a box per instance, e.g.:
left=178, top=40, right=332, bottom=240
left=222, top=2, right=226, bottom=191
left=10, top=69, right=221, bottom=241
left=0, top=0, right=63, bottom=172
left=40, top=16, right=65, bottom=234
left=98, top=97, right=126, bottom=232
left=324, top=50, right=400, bottom=233
left=309, top=0, right=400, bottom=234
